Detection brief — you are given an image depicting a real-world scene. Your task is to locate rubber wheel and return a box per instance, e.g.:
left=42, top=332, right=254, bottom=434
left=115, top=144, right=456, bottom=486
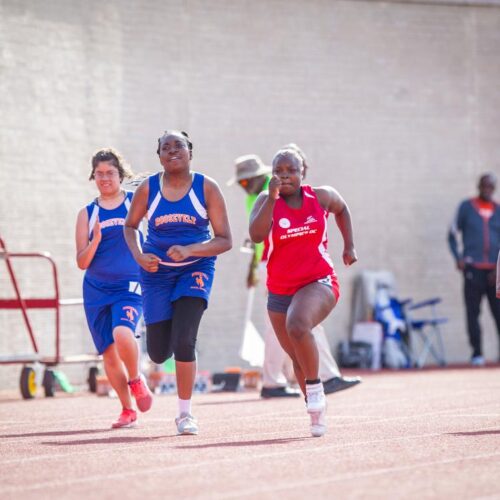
left=20, top=366, right=37, bottom=399
left=88, top=366, right=99, bottom=393
left=43, top=369, right=55, bottom=397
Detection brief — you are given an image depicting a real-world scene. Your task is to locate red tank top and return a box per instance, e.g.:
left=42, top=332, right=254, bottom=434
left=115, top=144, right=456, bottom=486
left=266, top=185, right=336, bottom=295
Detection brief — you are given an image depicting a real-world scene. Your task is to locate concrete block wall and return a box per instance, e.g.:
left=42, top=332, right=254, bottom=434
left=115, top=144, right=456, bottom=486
left=1, top=0, right=500, bottom=389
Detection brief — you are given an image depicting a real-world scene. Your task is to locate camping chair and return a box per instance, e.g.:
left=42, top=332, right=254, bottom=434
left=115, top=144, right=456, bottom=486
left=404, top=298, right=447, bottom=368
left=373, top=283, right=448, bottom=368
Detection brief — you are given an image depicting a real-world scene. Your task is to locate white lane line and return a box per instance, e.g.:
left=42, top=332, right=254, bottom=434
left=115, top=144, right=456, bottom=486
left=2, top=398, right=499, bottom=434
left=1, top=385, right=497, bottom=428
left=1, top=389, right=498, bottom=430
left=3, top=428, right=500, bottom=493
left=218, top=451, right=500, bottom=499
left=1, top=404, right=499, bottom=451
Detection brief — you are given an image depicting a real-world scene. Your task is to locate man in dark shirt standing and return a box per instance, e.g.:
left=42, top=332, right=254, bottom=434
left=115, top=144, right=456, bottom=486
left=448, top=173, right=500, bottom=365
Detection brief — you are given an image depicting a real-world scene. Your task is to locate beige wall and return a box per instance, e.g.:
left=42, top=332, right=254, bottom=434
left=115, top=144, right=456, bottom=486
left=1, top=0, right=500, bottom=388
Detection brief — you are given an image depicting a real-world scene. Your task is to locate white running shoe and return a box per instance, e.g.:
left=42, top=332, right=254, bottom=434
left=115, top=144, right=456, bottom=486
left=306, top=383, right=327, bottom=437
left=175, top=412, right=198, bottom=435
left=309, top=406, right=327, bottom=437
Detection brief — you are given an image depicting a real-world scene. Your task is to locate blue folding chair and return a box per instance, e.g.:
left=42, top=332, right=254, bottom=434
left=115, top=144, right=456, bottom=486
left=404, top=298, right=448, bottom=368
left=373, top=286, right=412, bottom=368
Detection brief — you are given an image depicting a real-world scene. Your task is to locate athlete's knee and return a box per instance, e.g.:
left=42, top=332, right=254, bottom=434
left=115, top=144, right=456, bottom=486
left=146, top=320, right=173, bottom=364
left=113, top=326, right=134, bottom=343
left=173, top=350, right=196, bottom=363
left=173, top=334, right=197, bottom=362
left=286, top=316, right=311, bottom=341
left=146, top=337, right=172, bottom=364
left=171, top=297, right=204, bottom=362
left=147, top=348, right=171, bottom=365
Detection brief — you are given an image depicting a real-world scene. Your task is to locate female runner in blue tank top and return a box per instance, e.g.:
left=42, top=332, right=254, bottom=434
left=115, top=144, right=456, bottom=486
left=75, top=149, right=153, bottom=429
left=124, top=131, right=232, bottom=435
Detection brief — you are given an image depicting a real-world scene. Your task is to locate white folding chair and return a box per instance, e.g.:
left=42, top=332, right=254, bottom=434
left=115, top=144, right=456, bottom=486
left=404, top=298, right=447, bottom=368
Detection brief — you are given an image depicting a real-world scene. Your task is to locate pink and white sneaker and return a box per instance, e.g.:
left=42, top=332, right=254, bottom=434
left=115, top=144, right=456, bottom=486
left=128, top=374, right=153, bottom=412
left=111, top=408, right=137, bottom=429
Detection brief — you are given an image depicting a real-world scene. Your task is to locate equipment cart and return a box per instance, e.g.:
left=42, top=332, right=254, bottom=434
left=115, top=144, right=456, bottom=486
left=0, top=237, right=100, bottom=398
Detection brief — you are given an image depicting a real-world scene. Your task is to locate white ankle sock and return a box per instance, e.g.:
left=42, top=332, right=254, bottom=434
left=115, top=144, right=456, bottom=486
left=178, top=398, right=192, bottom=416
left=306, top=382, right=323, bottom=392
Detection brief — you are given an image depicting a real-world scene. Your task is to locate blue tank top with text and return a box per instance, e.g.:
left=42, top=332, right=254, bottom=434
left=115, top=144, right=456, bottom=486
left=143, top=172, right=215, bottom=267
left=85, top=191, right=142, bottom=282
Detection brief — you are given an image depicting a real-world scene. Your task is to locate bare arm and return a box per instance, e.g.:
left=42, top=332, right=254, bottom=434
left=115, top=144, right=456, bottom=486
left=75, top=208, right=101, bottom=270
left=249, top=175, right=281, bottom=243
left=316, top=186, right=357, bottom=266
left=167, top=177, right=232, bottom=261
left=248, top=193, right=273, bottom=243
left=124, top=179, right=161, bottom=272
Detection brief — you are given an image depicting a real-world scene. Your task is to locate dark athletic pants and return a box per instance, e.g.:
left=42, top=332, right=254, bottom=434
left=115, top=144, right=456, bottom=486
left=463, top=266, right=500, bottom=358
left=146, top=297, right=206, bottom=364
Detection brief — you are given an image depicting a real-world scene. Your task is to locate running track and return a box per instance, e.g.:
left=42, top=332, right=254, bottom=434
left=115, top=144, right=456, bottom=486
left=1, top=368, right=500, bottom=499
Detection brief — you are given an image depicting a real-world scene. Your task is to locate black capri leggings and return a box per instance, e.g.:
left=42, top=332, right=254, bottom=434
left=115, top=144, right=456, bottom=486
left=146, top=297, right=206, bottom=364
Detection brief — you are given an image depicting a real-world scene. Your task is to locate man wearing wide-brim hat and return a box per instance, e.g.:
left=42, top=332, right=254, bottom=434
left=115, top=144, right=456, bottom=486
left=227, top=154, right=271, bottom=187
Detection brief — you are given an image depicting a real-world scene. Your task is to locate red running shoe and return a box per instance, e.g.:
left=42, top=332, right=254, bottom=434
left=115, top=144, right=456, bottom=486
left=111, top=408, right=137, bottom=429
left=128, top=374, right=153, bottom=412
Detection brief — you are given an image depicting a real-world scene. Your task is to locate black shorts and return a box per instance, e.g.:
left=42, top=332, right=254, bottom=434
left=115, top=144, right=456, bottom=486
left=267, top=274, right=340, bottom=314
left=267, top=292, right=293, bottom=314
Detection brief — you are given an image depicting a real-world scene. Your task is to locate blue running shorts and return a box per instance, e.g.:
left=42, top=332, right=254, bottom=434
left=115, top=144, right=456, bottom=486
left=83, top=276, right=143, bottom=354
left=140, top=259, right=215, bottom=325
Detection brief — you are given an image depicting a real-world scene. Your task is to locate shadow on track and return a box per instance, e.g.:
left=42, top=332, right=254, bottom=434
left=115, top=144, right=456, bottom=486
left=42, top=434, right=175, bottom=446
left=175, top=436, right=307, bottom=449
left=449, top=429, right=500, bottom=436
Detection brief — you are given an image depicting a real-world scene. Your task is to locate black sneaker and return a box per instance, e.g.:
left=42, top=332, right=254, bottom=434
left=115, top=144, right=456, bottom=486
left=260, top=386, right=301, bottom=398
left=323, top=376, right=361, bottom=395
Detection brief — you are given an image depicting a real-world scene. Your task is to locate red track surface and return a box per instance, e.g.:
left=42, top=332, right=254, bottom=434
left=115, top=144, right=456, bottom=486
left=1, top=368, right=500, bottom=499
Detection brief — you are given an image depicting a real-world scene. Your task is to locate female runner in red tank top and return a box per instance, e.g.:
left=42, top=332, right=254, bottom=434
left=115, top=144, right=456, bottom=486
left=249, top=148, right=357, bottom=437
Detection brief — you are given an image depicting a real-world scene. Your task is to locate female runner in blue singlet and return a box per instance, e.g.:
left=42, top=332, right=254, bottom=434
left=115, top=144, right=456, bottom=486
left=76, top=149, right=153, bottom=429
left=124, top=131, right=232, bottom=435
